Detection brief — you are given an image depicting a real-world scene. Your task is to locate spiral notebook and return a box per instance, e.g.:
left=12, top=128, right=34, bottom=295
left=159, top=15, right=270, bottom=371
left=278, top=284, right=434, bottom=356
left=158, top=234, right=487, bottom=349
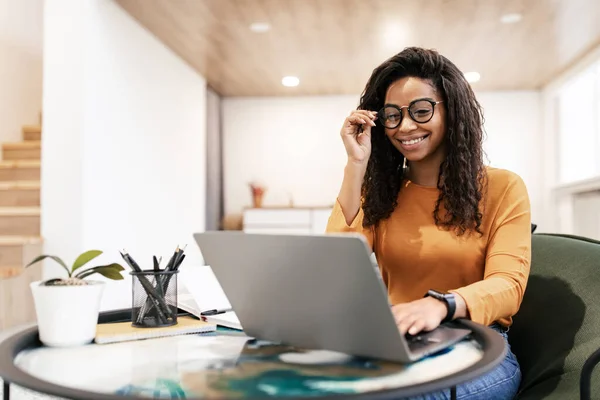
left=95, top=316, right=217, bottom=344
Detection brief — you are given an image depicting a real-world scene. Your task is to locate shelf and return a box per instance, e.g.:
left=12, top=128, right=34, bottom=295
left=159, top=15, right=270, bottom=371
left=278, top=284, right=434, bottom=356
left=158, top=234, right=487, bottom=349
left=553, top=176, right=600, bottom=197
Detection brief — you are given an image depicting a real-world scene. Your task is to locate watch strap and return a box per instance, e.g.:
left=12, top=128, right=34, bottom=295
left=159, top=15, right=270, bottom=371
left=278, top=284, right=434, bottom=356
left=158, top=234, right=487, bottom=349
left=425, top=290, right=456, bottom=323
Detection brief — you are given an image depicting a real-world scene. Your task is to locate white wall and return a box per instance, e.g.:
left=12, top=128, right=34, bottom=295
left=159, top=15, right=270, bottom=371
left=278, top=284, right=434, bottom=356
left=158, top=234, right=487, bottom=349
left=477, top=91, right=543, bottom=227
left=222, top=92, right=543, bottom=224
left=0, top=0, right=43, bottom=144
left=223, top=95, right=358, bottom=214
left=42, top=0, right=207, bottom=311
left=539, top=42, right=600, bottom=234
left=41, top=0, right=87, bottom=270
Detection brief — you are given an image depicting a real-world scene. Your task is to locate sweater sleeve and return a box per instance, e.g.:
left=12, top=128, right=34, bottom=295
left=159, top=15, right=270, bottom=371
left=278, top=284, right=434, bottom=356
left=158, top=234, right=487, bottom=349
left=325, top=198, right=374, bottom=251
left=450, top=174, right=531, bottom=326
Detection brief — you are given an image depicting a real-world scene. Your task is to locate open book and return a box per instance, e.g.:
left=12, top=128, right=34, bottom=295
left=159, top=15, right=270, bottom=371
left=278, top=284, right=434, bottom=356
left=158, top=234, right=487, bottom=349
left=177, top=266, right=242, bottom=331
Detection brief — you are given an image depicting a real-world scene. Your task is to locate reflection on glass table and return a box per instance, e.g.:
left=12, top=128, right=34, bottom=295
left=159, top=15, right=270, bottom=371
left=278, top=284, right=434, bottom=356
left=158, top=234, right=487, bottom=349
left=14, top=328, right=483, bottom=399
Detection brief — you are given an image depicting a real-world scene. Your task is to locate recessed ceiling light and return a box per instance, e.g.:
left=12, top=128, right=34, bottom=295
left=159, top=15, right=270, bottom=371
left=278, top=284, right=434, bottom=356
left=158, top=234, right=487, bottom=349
left=500, top=13, right=522, bottom=24
left=282, top=76, right=300, bottom=87
left=464, top=72, right=481, bottom=83
left=381, top=21, right=412, bottom=52
left=249, top=22, right=271, bottom=33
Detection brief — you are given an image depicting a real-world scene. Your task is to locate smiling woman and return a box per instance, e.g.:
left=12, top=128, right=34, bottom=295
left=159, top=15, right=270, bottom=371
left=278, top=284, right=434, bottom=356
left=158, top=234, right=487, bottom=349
left=326, top=47, right=531, bottom=400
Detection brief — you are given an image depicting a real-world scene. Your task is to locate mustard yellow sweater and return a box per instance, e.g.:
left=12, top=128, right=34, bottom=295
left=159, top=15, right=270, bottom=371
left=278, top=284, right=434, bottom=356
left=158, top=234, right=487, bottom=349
left=326, top=167, right=531, bottom=327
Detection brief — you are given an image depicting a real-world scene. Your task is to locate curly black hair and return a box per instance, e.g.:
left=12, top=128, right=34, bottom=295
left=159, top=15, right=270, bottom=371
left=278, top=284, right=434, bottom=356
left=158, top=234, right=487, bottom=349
left=358, top=47, right=487, bottom=236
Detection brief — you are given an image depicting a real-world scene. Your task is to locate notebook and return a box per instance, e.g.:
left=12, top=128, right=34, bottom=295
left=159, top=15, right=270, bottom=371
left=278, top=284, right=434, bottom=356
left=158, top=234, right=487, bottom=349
left=177, top=266, right=243, bottom=331
left=95, top=316, right=216, bottom=344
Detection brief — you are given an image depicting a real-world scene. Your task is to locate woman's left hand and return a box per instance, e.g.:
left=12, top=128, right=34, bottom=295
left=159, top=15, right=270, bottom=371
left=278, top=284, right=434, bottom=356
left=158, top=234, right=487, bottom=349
left=391, top=297, right=448, bottom=336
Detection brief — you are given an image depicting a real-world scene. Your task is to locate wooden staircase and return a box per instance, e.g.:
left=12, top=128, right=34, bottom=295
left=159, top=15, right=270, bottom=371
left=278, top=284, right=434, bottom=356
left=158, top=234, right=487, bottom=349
left=0, top=123, right=43, bottom=331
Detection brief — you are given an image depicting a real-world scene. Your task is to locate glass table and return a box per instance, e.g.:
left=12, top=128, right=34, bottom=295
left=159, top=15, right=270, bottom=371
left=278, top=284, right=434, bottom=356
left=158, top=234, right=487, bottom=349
left=0, top=309, right=506, bottom=400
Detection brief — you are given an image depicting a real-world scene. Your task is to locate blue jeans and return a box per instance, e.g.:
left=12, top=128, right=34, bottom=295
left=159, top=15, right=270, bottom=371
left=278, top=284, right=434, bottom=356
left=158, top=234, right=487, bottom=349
left=406, top=324, right=521, bottom=400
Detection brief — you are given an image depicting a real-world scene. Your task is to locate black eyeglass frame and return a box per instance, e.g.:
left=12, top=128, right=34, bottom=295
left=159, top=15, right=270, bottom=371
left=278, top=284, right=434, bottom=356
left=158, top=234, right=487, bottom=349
left=378, top=98, right=444, bottom=129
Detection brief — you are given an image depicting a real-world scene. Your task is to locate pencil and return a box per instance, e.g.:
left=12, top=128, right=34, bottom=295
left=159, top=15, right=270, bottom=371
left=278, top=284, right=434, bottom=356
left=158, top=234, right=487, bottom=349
left=165, top=246, right=179, bottom=271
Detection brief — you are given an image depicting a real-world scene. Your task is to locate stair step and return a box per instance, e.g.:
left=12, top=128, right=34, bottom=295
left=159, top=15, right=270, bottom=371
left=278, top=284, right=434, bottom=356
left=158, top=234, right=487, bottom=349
left=0, top=236, right=43, bottom=267
left=0, top=206, right=40, bottom=216
left=0, top=259, right=42, bottom=330
left=0, top=181, right=40, bottom=190
left=22, top=125, right=41, bottom=141
left=0, top=207, right=40, bottom=235
left=0, top=160, right=40, bottom=168
left=0, top=181, right=40, bottom=206
left=2, top=141, right=41, bottom=160
left=0, top=235, right=42, bottom=245
left=0, top=160, right=40, bottom=181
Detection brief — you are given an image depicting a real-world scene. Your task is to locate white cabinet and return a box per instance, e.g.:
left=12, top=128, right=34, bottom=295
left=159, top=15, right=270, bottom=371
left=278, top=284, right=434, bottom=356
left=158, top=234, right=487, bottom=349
left=572, top=190, right=600, bottom=240
left=243, top=208, right=333, bottom=235
left=311, top=208, right=334, bottom=234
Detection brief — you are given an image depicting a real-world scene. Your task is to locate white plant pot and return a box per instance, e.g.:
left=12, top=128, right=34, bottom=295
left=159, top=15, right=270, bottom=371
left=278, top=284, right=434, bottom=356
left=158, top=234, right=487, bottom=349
left=30, top=280, right=105, bottom=347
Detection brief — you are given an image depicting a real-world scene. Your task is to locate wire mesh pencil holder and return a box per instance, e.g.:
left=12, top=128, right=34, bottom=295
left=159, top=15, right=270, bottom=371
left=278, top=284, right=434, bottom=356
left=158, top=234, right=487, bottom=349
left=130, top=269, right=179, bottom=328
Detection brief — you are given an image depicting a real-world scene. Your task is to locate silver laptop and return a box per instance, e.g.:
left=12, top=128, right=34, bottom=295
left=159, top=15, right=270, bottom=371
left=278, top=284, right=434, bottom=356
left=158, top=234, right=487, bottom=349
left=193, top=231, right=471, bottom=363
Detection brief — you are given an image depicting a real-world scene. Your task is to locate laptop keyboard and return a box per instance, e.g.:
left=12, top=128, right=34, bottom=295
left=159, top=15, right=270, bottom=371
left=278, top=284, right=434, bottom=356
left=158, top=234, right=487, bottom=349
left=405, top=327, right=449, bottom=353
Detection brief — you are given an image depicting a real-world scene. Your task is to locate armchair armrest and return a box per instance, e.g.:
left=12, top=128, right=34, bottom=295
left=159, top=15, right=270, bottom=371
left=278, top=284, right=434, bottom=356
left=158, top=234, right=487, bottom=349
left=580, top=346, right=600, bottom=400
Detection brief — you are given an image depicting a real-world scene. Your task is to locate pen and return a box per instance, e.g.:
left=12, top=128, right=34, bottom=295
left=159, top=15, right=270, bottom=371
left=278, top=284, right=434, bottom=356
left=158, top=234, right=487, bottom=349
left=174, top=254, right=186, bottom=270
left=120, top=251, right=142, bottom=273
left=126, top=253, right=142, bottom=272
left=201, top=308, right=233, bottom=316
left=172, top=246, right=186, bottom=271
left=153, top=255, right=165, bottom=298
left=165, top=246, right=180, bottom=271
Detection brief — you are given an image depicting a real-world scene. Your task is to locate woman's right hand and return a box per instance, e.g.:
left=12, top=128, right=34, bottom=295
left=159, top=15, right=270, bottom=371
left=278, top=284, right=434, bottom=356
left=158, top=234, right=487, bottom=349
left=340, top=110, right=377, bottom=165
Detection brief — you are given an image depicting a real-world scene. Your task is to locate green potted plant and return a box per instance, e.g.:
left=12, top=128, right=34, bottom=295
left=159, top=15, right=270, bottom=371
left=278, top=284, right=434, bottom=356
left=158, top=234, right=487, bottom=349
left=26, top=250, right=125, bottom=347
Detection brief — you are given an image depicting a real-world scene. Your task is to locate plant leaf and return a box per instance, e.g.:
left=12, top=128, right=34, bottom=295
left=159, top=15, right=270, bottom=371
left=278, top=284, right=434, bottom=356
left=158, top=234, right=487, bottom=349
left=72, top=250, right=103, bottom=272
left=75, top=264, right=125, bottom=280
left=26, top=255, right=71, bottom=277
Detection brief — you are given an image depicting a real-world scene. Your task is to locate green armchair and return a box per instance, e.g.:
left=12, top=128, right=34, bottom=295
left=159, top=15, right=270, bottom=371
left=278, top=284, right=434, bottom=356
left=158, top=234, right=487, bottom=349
left=508, top=233, right=600, bottom=399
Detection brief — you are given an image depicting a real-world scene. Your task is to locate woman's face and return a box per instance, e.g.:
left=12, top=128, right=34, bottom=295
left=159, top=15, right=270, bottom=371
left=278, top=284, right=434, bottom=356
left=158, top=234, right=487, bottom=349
left=381, top=77, right=447, bottom=164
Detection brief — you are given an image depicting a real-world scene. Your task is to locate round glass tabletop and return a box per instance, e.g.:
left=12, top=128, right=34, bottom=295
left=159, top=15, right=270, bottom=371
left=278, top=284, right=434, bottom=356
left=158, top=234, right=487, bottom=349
left=13, top=329, right=485, bottom=399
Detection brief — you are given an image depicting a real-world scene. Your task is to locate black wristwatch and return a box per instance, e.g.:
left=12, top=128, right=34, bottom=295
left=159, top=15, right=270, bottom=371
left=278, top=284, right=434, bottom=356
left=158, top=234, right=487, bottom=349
left=424, top=289, right=456, bottom=323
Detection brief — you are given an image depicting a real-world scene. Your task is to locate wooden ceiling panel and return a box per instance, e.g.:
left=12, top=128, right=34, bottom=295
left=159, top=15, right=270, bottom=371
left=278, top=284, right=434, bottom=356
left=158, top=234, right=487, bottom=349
left=116, top=0, right=600, bottom=96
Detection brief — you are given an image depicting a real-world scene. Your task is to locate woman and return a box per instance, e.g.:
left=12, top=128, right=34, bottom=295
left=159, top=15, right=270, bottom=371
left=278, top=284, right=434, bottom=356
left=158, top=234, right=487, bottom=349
left=326, top=47, right=530, bottom=399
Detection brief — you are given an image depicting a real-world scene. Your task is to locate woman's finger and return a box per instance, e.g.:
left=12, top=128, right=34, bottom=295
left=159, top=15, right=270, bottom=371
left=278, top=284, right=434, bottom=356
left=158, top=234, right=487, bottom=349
left=348, top=114, right=374, bottom=127
left=391, top=310, right=407, bottom=327
left=422, top=315, right=443, bottom=332
left=353, top=109, right=378, bottom=120
left=397, top=313, right=418, bottom=335
left=349, top=112, right=376, bottom=127
left=407, top=318, right=426, bottom=336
